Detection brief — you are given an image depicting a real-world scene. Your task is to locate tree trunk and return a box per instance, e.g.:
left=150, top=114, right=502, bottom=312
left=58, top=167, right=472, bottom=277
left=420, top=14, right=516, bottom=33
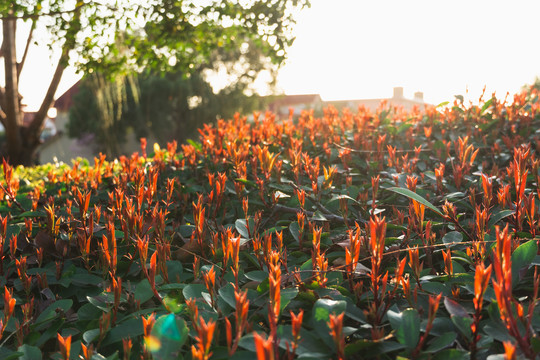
left=1, top=15, right=69, bottom=166
left=2, top=17, right=24, bottom=165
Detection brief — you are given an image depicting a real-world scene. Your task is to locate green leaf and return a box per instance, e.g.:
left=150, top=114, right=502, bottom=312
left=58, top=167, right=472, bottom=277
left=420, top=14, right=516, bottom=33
left=488, top=210, right=514, bottom=228
left=421, top=282, right=450, bottom=296
left=135, top=279, right=154, bottom=304
left=179, top=224, right=195, bottom=238
left=327, top=194, right=361, bottom=206
left=162, top=292, right=186, bottom=314
left=451, top=316, right=473, bottom=338
left=442, top=231, right=463, bottom=248
left=18, top=211, right=43, bottom=218
left=235, top=218, right=254, bottom=239
left=433, top=349, right=469, bottom=360
left=218, top=283, right=237, bottom=309
left=344, top=340, right=379, bottom=357
left=186, top=139, right=201, bottom=151
left=437, top=101, right=450, bottom=108
left=83, top=329, right=100, bottom=344
left=71, top=272, right=104, bottom=286
left=289, top=221, right=301, bottom=244
left=386, top=187, right=443, bottom=216
left=166, top=261, right=184, bottom=281
left=481, top=98, right=493, bottom=114
left=87, top=292, right=114, bottom=311
left=103, top=318, right=144, bottom=346
left=280, top=287, right=299, bottom=311
left=387, top=308, right=420, bottom=349
left=77, top=303, right=102, bottom=321
left=511, top=240, right=537, bottom=285
left=17, top=345, right=42, bottom=360
left=275, top=325, right=333, bottom=357
left=531, top=336, right=540, bottom=354
left=311, top=299, right=347, bottom=349
left=444, top=297, right=469, bottom=318
left=182, top=283, right=207, bottom=300
left=397, top=122, right=414, bottom=134
left=483, top=321, right=512, bottom=342
left=0, top=348, right=23, bottom=360
left=311, top=210, right=328, bottom=221
left=244, top=271, right=268, bottom=282
left=425, top=332, right=457, bottom=353
left=36, top=318, right=64, bottom=347
left=34, top=299, right=73, bottom=327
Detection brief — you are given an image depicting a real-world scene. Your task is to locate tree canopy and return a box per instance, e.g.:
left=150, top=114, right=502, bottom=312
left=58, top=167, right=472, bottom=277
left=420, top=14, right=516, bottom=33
left=0, top=0, right=310, bottom=165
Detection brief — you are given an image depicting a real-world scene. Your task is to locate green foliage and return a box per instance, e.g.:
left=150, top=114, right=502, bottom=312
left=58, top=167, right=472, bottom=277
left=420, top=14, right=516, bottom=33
left=2, top=0, right=310, bottom=75
left=1, top=86, right=540, bottom=359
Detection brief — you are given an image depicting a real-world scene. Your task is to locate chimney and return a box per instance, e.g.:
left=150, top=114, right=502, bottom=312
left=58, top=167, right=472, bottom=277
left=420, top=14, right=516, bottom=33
left=414, top=92, right=424, bottom=101
left=393, top=87, right=404, bottom=98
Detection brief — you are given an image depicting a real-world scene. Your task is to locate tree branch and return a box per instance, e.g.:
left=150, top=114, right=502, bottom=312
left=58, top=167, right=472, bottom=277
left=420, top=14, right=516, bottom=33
left=28, top=6, right=83, bottom=139
left=27, top=46, right=69, bottom=138
left=17, top=18, right=36, bottom=81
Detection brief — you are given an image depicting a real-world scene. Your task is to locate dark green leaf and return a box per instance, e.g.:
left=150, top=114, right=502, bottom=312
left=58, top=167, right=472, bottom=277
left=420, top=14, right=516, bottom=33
left=244, top=271, right=268, bottom=282
left=0, top=348, right=23, bottom=360
left=182, top=283, right=208, bottom=300
left=442, top=231, right=463, bottom=248
left=311, top=299, right=347, bottom=349
left=17, top=345, right=41, bottom=360
left=444, top=297, right=469, bottom=318
left=311, top=210, right=328, bottom=221
left=103, top=318, right=144, bottom=346
left=135, top=279, right=154, bottom=304
left=387, top=308, right=420, bottom=349
left=280, top=287, right=299, bottom=311
left=179, top=225, right=195, bottom=238
left=426, top=332, right=457, bottom=353
left=71, top=272, right=104, bottom=286
left=34, top=299, right=73, bottom=327
left=511, top=240, right=537, bottom=285
left=451, top=316, right=473, bottom=338
left=386, top=187, right=443, bottom=216
left=83, top=329, right=100, bottom=344
left=488, top=210, right=514, bottom=228
left=218, top=283, right=237, bottom=309
left=433, top=349, right=469, bottom=360
left=289, top=221, right=301, bottom=243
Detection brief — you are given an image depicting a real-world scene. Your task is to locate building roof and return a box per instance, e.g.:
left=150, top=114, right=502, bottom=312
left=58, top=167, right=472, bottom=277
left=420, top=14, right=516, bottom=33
left=270, top=94, right=322, bottom=106
left=54, top=81, right=80, bottom=112
left=269, top=88, right=429, bottom=114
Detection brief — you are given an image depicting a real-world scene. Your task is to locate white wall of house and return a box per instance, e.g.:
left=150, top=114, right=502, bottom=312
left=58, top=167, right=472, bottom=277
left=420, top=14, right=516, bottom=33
left=38, top=112, right=96, bottom=164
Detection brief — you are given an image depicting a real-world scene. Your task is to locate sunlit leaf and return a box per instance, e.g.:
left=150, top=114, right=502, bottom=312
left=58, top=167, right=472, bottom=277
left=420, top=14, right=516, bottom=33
left=386, top=187, right=443, bottom=216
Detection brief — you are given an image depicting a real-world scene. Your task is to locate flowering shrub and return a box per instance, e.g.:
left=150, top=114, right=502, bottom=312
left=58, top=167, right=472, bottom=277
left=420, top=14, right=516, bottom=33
left=1, top=87, right=540, bottom=359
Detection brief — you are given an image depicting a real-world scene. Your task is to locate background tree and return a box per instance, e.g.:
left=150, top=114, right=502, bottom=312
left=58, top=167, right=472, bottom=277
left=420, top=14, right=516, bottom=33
left=0, top=0, right=309, bottom=165
left=68, top=70, right=264, bottom=157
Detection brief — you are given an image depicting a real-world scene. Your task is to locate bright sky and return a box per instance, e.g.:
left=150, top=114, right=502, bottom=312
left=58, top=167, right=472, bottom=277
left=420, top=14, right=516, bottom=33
left=15, top=0, right=540, bottom=110
left=276, top=0, right=540, bottom=105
